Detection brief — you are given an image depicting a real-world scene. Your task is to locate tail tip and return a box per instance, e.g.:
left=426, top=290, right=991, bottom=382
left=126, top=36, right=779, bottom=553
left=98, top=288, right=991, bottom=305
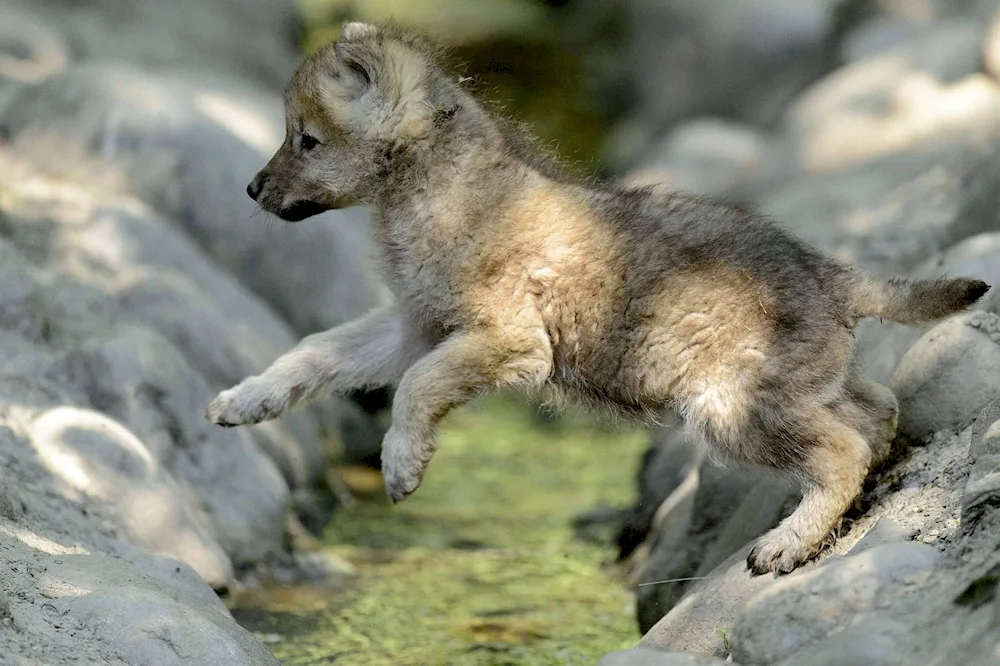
left=965, top=279, right=991, bottom=305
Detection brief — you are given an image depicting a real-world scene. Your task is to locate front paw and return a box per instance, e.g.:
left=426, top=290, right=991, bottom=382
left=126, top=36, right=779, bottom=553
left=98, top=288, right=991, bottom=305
left=380, top=426, right=425, bottom=503
left=205, top=377, right=289, bottom=427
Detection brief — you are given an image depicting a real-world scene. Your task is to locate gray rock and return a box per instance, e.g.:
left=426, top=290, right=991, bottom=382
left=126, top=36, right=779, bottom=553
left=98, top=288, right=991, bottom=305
left=604, top=0, right=837, bottom=169
left=848, top=518, right=914, bottom=555
left=0, top=0, right=300, bottom=89
left=47, top=325, right=291, bottom=567
left=0, top=63, right=390, bottom=337
left=27, top=405, right=234, bottom=588
left=971, top=397, right=1000, bottom=460
left=636, top=462, right=761, bottom=632
left=597, top=648, right=727, bottom=666
left=841, top=19, right=985, bottom=83
left=853, top=318, right=924, bottom=386
left=983, top=4, right=1000, bottom=82
left=42, top=553, right=280, bottom=666
left=617, top=413, right=702, bottom=561
left=0, top=147, right=335, bottom=490
left=639, top=544, right=783, bottom=658
left=68, top=586, right=279, bottom=665
left=634, top=464, right=701, bottom=633
left=961, top=400, right=1000, bottom=532
left=0, top=471, right=24, bottom=522
left=0, top=586, right=11, bottom=622
left=0, top=5, right=67, bottom=85
left=758, top=137, right=1000, bottom=276
left=781, top=44, right=1000, bottom=178
left=889, top=311, right=1000, bottom=443
left=626, top=118, right=769, bottom=199
left=122, top=550, right=230, bottom=612
left=776, top=614, right=906, bottom=666
left=730, top=542, right=942, bottom=664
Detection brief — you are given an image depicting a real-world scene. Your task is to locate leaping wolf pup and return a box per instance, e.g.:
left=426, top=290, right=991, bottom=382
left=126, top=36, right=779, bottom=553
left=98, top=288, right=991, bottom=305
left=206, top=22, right=989, bottom=574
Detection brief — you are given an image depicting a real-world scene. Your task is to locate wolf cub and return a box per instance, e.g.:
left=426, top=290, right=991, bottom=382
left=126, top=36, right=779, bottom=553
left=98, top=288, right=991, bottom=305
left=206, top=22, right=988, bottom=574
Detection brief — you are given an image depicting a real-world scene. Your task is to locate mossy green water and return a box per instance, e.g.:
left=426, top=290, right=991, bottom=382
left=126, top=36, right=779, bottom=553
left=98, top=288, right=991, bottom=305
left=232, top=396, right=648, bottom=665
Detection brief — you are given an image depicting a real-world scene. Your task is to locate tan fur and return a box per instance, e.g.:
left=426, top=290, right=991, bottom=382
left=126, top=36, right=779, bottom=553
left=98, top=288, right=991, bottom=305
left=206, top=22, right=989, bottom=574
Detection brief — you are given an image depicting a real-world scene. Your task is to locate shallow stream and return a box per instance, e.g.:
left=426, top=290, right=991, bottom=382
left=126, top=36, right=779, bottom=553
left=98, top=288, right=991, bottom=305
left=231, top=396, right=647, bottom=665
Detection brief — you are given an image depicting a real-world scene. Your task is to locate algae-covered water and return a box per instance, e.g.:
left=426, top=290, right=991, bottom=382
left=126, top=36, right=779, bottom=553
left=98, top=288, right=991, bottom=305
left=231, top=396, right=648, bottom=665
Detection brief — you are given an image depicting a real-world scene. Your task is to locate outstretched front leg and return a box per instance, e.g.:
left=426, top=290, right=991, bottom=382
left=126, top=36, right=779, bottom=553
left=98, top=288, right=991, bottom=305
left=206, top=306, right=428, bottom=426
left=382, top=325, right=552, bottom=502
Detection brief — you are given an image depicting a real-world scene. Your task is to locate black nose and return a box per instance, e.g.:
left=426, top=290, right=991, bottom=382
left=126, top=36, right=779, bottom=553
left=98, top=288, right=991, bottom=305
left=246, top=179, right=262, bottom=201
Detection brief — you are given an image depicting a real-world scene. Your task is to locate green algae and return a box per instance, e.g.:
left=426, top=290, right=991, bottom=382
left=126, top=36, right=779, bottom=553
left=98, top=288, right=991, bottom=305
left=233, top=395, right=648, bottom=665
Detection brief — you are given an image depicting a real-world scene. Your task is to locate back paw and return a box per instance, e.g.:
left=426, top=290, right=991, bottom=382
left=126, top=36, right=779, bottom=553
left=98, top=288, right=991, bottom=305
left=747, top=524, right=828, bottom=575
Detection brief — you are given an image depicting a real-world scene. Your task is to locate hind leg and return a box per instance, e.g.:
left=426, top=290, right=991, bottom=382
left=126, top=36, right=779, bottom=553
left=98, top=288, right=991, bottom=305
left=747, top=409, right=872, bottom=574
left=843, top=376, right=898, bottom=469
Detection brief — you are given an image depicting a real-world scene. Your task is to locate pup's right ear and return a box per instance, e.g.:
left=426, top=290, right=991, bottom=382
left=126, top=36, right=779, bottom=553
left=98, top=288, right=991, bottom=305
left=341, top=22, right=377, bottom=41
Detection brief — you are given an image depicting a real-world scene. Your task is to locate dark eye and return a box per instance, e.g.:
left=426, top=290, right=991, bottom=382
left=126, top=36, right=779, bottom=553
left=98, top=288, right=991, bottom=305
left=301, top=133, right=320, bottom=151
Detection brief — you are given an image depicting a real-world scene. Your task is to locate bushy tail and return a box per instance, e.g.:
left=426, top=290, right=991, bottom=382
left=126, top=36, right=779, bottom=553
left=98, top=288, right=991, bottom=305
left=847, top=275, right=990, bottom=325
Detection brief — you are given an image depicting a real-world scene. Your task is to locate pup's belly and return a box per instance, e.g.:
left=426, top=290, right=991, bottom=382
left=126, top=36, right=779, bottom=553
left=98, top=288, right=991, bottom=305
left=551, top=306, right=772, bottom=423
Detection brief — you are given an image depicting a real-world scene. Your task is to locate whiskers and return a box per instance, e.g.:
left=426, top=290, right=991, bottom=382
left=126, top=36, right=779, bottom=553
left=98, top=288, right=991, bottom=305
left=248, top=204, right=278, bottom=237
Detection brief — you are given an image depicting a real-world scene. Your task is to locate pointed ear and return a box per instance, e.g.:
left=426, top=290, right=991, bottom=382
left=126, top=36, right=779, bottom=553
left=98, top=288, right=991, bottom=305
left=341, top=22, right=378, bottom=41
left=334, top=40, right=377, bottom=94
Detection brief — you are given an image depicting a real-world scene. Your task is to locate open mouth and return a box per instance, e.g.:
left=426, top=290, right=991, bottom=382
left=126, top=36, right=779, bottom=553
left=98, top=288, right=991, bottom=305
left=276, top=200, right=332, bottom=222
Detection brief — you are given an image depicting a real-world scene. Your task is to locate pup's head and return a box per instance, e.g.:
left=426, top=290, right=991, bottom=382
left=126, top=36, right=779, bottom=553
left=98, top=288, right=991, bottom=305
left=247, top=22, right=454, bottom=221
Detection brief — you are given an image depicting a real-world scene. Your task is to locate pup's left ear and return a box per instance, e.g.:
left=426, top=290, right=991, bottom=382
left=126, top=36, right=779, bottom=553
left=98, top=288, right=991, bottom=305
left=334, top=39, right=377, bottom=93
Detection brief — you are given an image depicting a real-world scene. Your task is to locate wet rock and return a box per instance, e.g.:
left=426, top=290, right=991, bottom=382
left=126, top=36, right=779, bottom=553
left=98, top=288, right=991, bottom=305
left=598, top=647, right=728, bottom=666
left=730, top=543, right=942, bottom=664
left=639, top=544, right=782, bottom=658
left=889, top=311, right=1000, bottom=443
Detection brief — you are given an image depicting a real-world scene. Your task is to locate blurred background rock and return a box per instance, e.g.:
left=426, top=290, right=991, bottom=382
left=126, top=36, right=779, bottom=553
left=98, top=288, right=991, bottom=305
left=3, top=0, right=1000, bottom=664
